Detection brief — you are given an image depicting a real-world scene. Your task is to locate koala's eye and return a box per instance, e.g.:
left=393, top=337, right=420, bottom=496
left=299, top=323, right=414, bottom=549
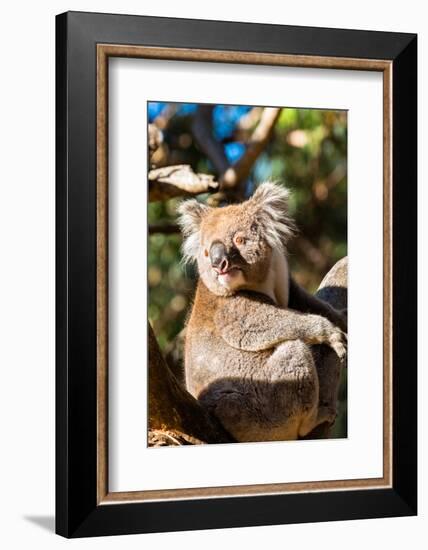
left=234, top=235, right=245, bottom=246
left=204, top=249, right=209, bottom=257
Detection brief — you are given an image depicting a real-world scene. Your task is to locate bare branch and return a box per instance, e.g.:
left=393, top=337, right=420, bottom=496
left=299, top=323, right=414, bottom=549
left=148, top=429, right=205, bottom=446
left=149, top=223, right=180, bottom=235
left=221, top=107, right=281, bottom=189
left=235, top=106, right=263, bottom=133
left=150, top=106, right=281, bottom=205
left=153, top=103, right=179, bottom=130
left=148, top=165, right=219, bottom=202
left=148, top=123, right=163, bottom=160
left=192, top=105, right=230, bottom=175
left=191, top=106, right=281, bottom=205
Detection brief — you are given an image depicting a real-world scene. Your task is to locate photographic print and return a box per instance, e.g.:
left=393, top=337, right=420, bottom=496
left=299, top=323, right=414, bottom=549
left=148, top=102, right=348, bottom=447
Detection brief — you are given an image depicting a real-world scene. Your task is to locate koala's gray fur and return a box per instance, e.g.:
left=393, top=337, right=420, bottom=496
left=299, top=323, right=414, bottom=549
left=177, top=182, right=347, bottom=442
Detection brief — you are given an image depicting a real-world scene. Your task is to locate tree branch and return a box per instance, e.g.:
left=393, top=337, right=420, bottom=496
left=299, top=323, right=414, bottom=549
left=221, top=107, right=281, bottom=189
left=301, top=257, right=348, bottom=439
left=192, top=105, right=230, bottom=175
left=192, top=106, right=281, bottom=204
left=148, top=123, right=163, bottom=161
left=149, top=107, right=281, bottom=205
left=148, top=325, right=235, bottom=446
left=148, top=223, right=180, bottom=235
left=148, top=165, right=219, bottom=202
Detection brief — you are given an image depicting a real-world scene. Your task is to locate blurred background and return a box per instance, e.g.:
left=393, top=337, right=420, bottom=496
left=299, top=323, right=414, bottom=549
left=148, top=102, right=347, bottom=438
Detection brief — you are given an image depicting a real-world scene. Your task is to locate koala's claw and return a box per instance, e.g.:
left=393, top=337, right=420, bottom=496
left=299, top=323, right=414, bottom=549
left=328, top=329, right=347, bottom=363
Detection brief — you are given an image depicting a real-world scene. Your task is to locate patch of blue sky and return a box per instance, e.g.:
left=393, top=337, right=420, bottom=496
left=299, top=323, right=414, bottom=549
left=213, top=105, right=252, bottom=140
left=177, top=103, right=198, bottom=116
left=148, top=102, right=167, bottom=122
left=224, top=142, right=245, bottom=164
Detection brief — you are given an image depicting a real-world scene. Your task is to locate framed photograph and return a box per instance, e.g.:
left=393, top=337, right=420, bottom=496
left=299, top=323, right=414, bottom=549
left=56, top=11, right=417, bottom=538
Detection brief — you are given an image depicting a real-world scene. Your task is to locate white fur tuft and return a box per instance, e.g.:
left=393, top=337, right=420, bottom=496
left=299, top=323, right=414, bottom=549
left=249, top=181, right=296, bottom=249
left=176, top=199, right=211, bottom=264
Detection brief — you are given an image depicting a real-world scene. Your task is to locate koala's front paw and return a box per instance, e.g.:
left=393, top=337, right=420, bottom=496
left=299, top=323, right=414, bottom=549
left=327, top=328, right=347, bottom=363
left=308, top=316, right=347, bottom=363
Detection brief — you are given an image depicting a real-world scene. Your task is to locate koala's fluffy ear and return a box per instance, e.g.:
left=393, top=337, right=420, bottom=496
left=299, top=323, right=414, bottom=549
left=177, top=199, right=211, bottom=262
left=248, top=182, right=296, bottom=248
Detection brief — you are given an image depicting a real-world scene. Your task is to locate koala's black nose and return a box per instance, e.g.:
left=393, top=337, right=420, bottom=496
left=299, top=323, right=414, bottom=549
left=209, top=241, right=229, bottom=272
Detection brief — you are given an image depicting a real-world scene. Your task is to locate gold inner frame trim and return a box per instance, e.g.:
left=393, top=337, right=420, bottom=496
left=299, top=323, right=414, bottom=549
left=96, top=43, right=393, bottom=505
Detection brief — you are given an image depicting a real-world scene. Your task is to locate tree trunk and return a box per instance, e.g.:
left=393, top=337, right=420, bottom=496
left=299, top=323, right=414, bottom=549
left=148, top=325, right=235, bottom=446
left=302, top=257, right=348, bottom=439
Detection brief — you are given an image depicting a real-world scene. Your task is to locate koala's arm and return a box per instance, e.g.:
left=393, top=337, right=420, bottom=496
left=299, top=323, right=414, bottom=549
left=288, top=277, right=347, bottom=332
left=214, top=294, right=346, bottom=360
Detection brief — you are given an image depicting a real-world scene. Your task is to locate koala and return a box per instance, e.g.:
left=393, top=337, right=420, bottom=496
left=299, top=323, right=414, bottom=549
left=177, top=182, right=347, bottom=442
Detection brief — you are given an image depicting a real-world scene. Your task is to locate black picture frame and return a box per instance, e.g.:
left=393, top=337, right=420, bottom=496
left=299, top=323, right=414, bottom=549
left=56, top=11, right=417, bottom=538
